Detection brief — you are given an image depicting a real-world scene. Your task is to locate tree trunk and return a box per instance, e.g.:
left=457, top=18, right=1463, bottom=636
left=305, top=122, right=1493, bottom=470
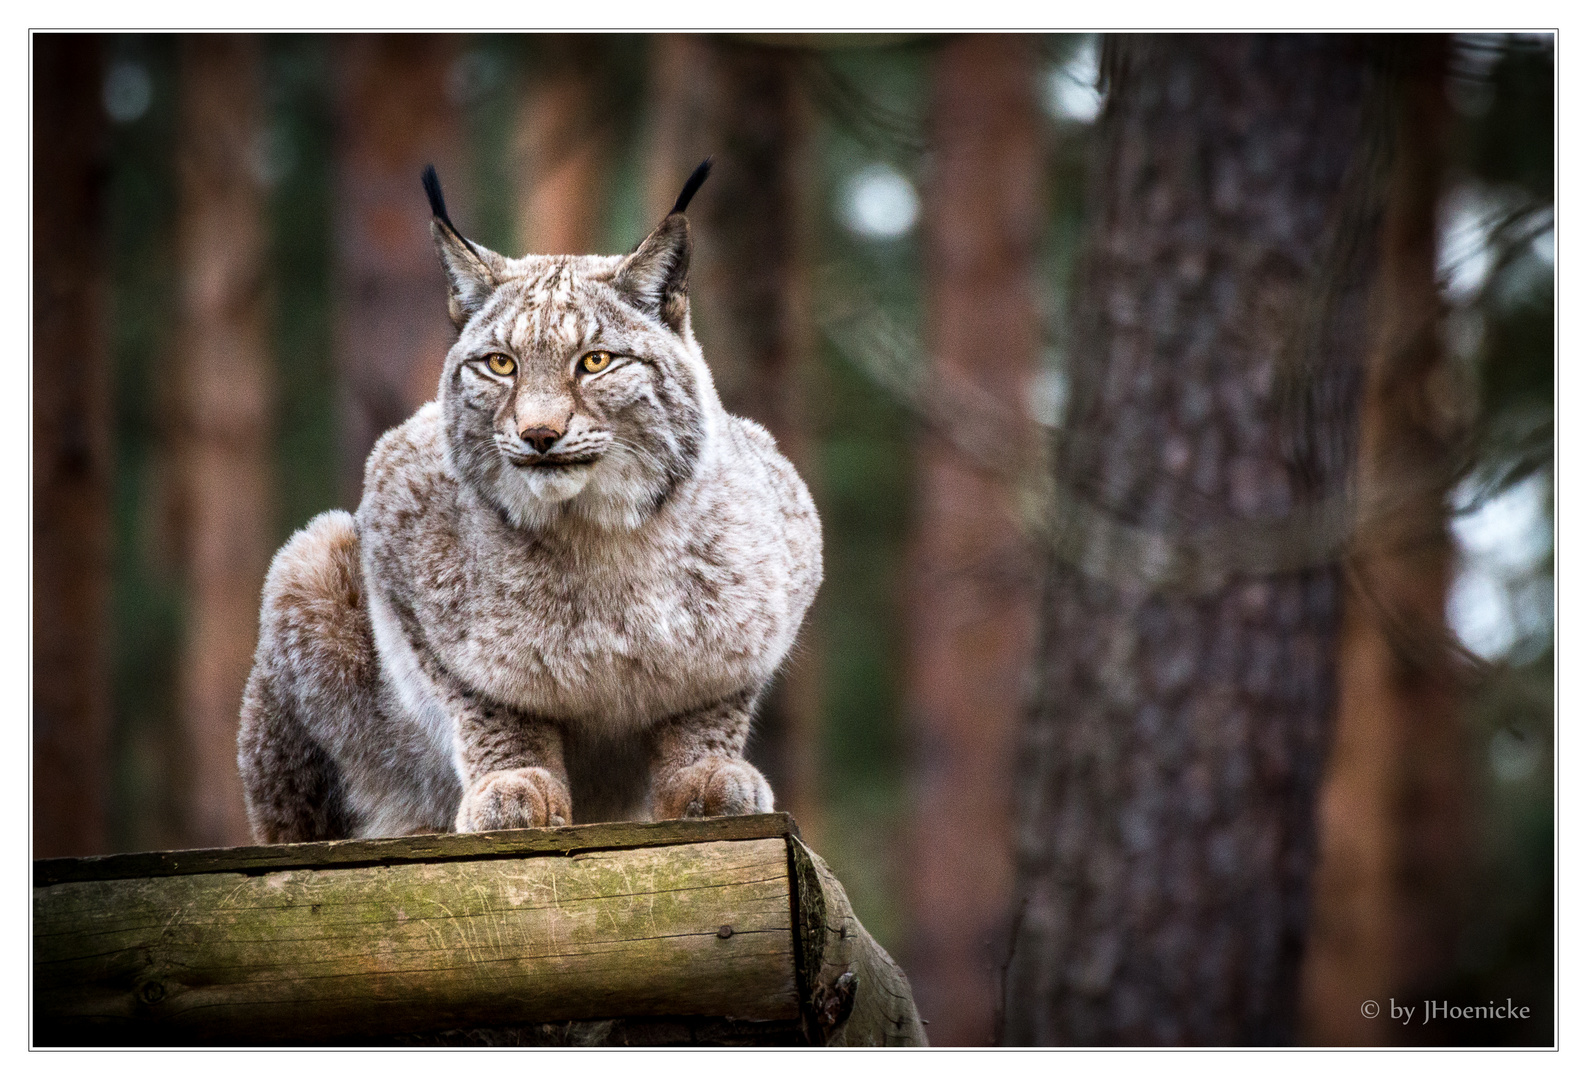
left=172, top=34, right=273, bottom=848
left=905, top=33, right=1042, bottom=1046
left=1005, top=35, right=1382, bottom=1045
left=1300, top=37, right=1468, bottom=1045
left=513, top=35, right=613, bottom=256
left=333, top=34, right=468, bottom=504
left=33, top=33, right=112, bottom=858
left=646, top=34, right=823, bottom=835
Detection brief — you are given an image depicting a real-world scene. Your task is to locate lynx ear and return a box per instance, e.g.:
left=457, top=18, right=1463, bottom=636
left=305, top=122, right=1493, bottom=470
left=423, top=165, right=506, bottom=328
left=613, top=215, right=692, bottom=333
left=612, top=158, right=711, bottom=334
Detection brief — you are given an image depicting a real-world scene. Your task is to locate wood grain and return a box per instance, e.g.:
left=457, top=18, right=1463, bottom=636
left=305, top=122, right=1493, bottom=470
left=35, top=811, right=799, bottom=887
left=793, top=838, right=929, bottom=1047
left=36, top=837, right=797, bottom=1044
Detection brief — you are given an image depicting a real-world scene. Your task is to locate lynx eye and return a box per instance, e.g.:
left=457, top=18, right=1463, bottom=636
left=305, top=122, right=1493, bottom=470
left=485, top=353, right=516, bottom=377
left=580, top=351, right=613, bottom=375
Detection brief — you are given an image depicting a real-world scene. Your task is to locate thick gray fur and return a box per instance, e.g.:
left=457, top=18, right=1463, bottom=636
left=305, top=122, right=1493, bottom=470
left=237, top=193, right=822, bottom=841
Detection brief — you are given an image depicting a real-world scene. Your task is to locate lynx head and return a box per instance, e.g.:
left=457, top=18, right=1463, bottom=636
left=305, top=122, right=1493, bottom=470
left=425, top=162, right=719, bottom=533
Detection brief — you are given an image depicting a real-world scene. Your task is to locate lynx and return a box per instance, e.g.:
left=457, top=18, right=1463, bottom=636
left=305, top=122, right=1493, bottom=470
left=237, top=161, right=821, bottom=841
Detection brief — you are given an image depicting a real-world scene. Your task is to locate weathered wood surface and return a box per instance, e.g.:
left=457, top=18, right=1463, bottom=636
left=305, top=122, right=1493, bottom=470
left=34, top=813, right=927, bottom=1047
left=791, top=839, right=929, bottom=1047
left=34, top=812, right=796, bottom=887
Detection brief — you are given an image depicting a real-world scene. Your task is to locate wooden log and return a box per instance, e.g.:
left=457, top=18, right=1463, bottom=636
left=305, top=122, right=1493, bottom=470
left=34, top=813, right=925, bottom=1046
left=790, top=838, right=929, bottom=1047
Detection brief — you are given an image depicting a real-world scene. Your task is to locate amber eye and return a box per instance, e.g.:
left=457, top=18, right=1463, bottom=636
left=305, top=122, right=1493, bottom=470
left=580, top=351, right=613, bottom=375
left=485, top=354, right=516, bottom=376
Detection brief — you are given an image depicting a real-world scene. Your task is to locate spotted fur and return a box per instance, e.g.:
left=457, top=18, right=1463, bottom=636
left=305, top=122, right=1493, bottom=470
left=238, top=176, right=821, bottom=839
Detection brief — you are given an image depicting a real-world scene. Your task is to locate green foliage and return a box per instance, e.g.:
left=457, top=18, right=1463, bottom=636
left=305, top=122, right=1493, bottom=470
left=264, top=35, right=338, bottom=543
left=1460, top=36, right=1553, bottom=200
left=800, top=40, right=931, bottom=951
left=452, top=35, right=520, bottom=254
left=1438, top=32, right=1555, bottom=1045
left=104, top=34, right=184, bottom=854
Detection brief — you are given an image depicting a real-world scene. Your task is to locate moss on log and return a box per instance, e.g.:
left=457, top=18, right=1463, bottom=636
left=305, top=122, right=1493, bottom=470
left=34, top=813, right=924, bottom=1047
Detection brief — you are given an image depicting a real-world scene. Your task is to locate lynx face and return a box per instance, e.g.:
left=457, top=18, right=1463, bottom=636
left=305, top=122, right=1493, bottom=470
left=427, top=169, right=717, bottom=535
left=440, top=256, right=710, bottom=532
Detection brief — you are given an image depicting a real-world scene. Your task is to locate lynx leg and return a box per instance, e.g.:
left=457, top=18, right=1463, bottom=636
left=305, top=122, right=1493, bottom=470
left=373, top=580, right=574, bottom=832
left=451, top=701, right=572, bottom=831
left=238, top=676, right=354, bottom=843
left=649, top=690, right=773, bottom=819
left=238, top=510, right=370, bottom=843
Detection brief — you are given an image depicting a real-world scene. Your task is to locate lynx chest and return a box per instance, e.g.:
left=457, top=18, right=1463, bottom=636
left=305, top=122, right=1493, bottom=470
left=375, top=488, right=803, bottom=731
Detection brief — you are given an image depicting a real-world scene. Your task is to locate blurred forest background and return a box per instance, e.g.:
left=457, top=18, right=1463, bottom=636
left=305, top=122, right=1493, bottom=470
left=33, top=32, right=1553, bottom=1046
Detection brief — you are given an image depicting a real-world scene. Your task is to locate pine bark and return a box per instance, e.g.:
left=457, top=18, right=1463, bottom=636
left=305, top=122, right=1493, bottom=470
left=33, top=33, right=112, bottom=858
left=333, top=35, right=468, bottom=503
left=646, top=35, right=823, bottom=834
left=905, top=33, right=1042, bottom=1046
left=1300, top=37, right=1468, bottom=1045
left=172, top=34, right=273, bottom=847
left=1005, top=35, right=1381, bottom=1045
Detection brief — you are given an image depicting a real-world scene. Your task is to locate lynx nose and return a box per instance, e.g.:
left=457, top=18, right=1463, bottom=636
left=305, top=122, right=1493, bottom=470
left=519, top=425, right=563, bottom=454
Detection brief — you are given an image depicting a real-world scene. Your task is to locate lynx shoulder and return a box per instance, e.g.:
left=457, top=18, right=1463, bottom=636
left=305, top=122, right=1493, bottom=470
left=239, top=161, right=821, bottom=841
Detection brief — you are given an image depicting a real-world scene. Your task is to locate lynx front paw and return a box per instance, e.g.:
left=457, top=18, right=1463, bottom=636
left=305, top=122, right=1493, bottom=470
left=651, top=757, right=774, bottom=819
left=455, top=767, right=572, bottom=831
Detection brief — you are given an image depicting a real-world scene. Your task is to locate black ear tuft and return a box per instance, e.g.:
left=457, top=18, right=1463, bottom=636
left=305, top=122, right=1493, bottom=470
left=424, top=164, right=507, bottom=328
left=670, top=157, right=713, bottom=216
left=611, top=159, right=709, bottom=333
left=422, top=163, right=448, bottom=220
left=422, top=164, right=483, bottom=262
